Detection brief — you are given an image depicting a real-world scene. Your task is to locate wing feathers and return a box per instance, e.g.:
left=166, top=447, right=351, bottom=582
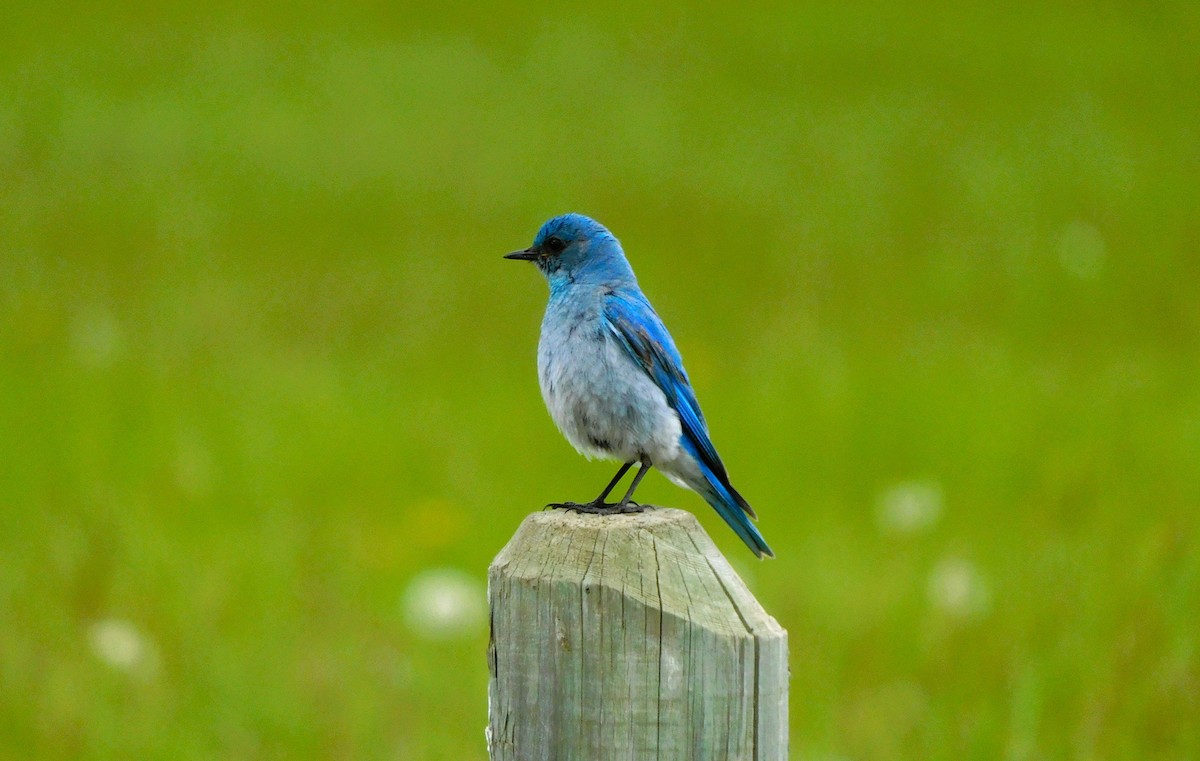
left=603, top=290, right=738, bottom=501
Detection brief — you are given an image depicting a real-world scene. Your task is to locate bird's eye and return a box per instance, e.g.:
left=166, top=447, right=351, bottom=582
left=544, top=236, right=566, bottom=254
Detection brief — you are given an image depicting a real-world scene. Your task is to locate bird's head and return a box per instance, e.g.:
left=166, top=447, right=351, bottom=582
left=505, top=213, right=636, bottom=288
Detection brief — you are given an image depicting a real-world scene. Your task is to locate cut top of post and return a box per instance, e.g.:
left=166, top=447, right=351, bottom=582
left=491, top=507, right=782, bottom=645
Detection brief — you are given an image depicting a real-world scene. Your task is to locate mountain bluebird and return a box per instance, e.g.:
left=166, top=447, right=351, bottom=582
left=505, top=213, right=773, bottom=558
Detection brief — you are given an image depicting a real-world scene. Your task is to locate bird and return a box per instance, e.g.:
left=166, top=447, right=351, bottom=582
left=505, top=213, right=773, bottom=558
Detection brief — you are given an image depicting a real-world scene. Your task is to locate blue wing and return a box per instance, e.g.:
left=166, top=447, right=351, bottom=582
left=603, top=290, right=729, bottom=489
left=603, top=288, right=772, bottom=557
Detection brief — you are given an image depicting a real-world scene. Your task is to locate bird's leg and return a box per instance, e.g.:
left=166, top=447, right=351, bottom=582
left=612, top=460, right=652, bottom=513
left=547, top=462, right=636, bottom=514
left=548, top=461, right=656, bottom=515
left=592, top=461, right=634, bottom=504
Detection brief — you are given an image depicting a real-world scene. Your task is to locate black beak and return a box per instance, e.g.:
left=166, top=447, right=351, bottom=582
left=504, top=247, right=540, bottom=261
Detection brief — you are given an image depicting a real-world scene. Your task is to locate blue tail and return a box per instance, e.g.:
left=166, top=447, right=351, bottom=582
left=700, top=477, right=774, bottom=558
left=684, top=443, right=773, bottom=558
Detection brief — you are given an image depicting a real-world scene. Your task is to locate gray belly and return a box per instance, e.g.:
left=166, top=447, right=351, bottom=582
left=537, top=323, right=681, bottom=464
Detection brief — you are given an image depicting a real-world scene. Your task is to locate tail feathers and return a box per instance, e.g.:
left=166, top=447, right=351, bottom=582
left=725, top=480, right=757, bottom=520
left=698, top=472, right=774, bottom=559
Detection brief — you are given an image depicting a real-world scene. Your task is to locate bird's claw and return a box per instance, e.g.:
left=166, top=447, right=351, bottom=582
left=546, top=500, right=649, bottom=515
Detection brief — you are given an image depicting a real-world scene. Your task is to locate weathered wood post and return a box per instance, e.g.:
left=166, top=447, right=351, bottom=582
left=487, top=507, right=788, bottom=760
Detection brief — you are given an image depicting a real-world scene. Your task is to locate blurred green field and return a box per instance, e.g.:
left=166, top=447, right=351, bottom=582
left=2, top=2, right=1198, bottom=759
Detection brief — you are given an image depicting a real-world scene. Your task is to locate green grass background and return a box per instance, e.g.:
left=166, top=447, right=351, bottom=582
left=2, top=2, right=1198, bottom=758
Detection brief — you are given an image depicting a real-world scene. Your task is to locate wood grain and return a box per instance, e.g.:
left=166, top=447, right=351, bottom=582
left=487, top=507, right=788, bottom=760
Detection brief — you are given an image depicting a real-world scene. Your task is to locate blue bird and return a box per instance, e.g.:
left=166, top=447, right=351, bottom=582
left=505, top=213, right=773, bottom=558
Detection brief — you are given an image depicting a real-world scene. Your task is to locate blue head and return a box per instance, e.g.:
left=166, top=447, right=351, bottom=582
left=505, top=213, right=637, bottom=289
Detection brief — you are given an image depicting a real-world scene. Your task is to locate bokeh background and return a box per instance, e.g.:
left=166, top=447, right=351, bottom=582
left=2, top=2, right=1198, bottom=759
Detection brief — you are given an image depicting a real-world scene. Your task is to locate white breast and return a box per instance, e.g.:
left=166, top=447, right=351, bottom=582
left=536, top=296, right=682, bottom=465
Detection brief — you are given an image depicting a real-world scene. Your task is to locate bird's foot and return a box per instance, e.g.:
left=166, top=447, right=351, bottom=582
left=546, top=500, right=650, bottom=515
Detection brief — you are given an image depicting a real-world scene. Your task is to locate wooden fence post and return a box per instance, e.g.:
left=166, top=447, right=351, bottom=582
left=487, top=507, right=788, bottom=760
